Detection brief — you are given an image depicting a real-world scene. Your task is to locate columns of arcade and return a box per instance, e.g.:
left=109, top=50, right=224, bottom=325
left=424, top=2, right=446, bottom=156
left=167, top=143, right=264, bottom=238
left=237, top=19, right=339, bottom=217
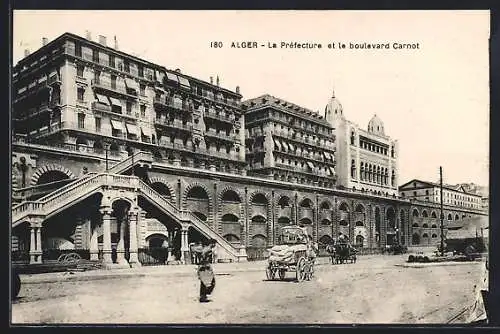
left=28, top=218, right=43, bottom=264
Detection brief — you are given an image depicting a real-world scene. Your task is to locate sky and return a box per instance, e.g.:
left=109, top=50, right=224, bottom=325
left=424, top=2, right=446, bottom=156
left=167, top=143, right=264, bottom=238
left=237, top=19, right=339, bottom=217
left=12, top=10, right=490, bottom=187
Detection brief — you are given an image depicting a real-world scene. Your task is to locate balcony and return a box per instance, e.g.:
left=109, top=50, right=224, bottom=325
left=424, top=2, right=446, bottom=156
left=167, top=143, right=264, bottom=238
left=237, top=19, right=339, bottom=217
left=154, top=120, right=193, bottom=133
left=47, top=73, right=62, bottom=86
left=203, top=111, right=235, bottom=124
left=204, top=131, right=235, bottom=143
left=91, top=101, right=112, bottom=113
left=91, top=79, right=138, bottom=100
left=28, top=122, right=63, bottom=138
left=153, top=97, right=192, bottom=113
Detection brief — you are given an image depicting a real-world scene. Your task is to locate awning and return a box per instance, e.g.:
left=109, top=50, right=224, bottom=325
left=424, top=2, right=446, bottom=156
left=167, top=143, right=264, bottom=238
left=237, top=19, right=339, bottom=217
left=165, top=72, right=179, bottom=83
left=110, top=119, right=124, bottom=131
left=280, top=140, right=290, bottom=151
left=324, top=151, right=331, bottom=160
left=178, top=76, right=191, bottom=89
left=288, top=142, right=295, bottom=152
left=306, top=161, right=315, bottom=170
left=124, top=78, right=138, bottom=91
left=273, top=139, right=282, bottom=151
left=38, top=76, right=47, bottom=83
left=95, top=93, right=110, bottom=105
left=125, top=123, right=139, bottom=136
left=141, top=126, right=152, bottom=137
left=329, top=167, right=336, bottom=176
left=109, top=97, right=122, bottom=107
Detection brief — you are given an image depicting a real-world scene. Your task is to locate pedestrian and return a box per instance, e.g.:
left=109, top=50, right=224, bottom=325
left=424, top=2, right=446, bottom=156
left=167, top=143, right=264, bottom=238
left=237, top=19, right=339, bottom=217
left=192, top=238, right=217, bottom=303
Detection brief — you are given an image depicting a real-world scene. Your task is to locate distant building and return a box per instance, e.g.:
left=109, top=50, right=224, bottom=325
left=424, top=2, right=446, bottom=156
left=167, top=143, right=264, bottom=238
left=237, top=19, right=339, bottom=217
left=324, top=89, right=399, bottom=196
left=399, top=179, right=483, bottom=210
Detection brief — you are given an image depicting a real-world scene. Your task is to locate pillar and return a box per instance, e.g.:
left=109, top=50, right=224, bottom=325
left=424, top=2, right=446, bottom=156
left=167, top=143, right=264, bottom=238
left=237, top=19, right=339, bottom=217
left=116, top=216, right=128, bottom=265
left=180, top=225, right=189, bottom=264
left=128, top=209, right=141, bottom=266
left=29, top=221, right=43, bottom=264
left=100, top=208, right=113, bottom=264
left=90, top=226, right=99, bottom=261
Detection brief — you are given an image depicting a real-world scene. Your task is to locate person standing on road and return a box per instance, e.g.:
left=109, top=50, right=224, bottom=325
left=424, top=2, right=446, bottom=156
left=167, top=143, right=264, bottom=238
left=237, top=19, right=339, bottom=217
left=192, top=238, right=217, bottom=303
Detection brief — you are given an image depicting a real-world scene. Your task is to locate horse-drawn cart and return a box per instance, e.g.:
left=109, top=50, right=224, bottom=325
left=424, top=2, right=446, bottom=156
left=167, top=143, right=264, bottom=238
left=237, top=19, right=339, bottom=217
left=327, top=242, right=357, bottom=264
left=266, top=226, right=316, bottom=282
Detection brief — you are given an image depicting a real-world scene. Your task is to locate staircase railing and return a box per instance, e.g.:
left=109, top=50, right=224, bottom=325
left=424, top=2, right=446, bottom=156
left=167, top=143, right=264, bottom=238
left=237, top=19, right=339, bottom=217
left=137, top=179, right=243, bottom=260
left=12, top=173, right=106, bottom=225
left=107, top=151, right=153, bottom=174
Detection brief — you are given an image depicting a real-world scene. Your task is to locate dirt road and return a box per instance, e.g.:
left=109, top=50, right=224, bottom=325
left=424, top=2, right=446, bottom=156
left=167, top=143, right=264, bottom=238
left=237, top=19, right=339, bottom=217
left=11, top=255, right=482, bottom=324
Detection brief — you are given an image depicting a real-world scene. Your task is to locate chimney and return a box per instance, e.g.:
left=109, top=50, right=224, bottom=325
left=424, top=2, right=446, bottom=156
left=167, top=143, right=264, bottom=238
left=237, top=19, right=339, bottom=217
left=24, top=49, right=30, bottom=57
left=42, top=37, right=48, bottom=46
left=210, top=76, right=213, bottom=84
left=98, top=35, right=107, bottom=46
left=85, top=30, right=92, bottom=41
left=236, top=86, right=240, bottom=94
left=216, top=75, right=220, bottom=86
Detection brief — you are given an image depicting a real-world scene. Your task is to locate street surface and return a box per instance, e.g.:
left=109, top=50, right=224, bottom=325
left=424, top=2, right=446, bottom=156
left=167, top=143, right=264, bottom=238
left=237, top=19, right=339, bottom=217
left=11, top=255, right=482, bottom=324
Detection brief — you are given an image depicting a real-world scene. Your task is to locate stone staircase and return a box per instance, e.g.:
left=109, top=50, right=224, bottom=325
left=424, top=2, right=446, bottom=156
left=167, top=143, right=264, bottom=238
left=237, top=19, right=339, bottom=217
left=11, top=172, right=247, bottom=263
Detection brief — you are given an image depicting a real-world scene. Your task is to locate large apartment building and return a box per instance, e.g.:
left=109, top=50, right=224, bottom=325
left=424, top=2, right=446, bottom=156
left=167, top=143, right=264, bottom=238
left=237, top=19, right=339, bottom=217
left=12, top=32, right=246, bottom=178
left=242, top=95, right=337, bottom=188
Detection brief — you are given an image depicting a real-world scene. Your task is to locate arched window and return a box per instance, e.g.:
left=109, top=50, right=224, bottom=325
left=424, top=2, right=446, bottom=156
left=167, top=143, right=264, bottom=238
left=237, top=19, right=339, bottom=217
left=351, top=159, right=356, bottom=179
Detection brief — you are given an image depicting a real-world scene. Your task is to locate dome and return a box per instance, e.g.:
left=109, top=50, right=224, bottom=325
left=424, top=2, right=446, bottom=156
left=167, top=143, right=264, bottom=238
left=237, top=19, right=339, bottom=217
left=367, top=114, right=385, bottom=135
left=324, top=88, right=343, bottom=123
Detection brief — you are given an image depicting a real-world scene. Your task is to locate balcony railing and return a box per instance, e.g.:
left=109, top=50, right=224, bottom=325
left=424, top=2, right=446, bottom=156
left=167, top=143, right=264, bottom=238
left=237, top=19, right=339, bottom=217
left=154, top=120, right=193, bottom=132
left=203, top=111, right=235, bottom=124
left=204, top=131, right=235, bottom=143
left=91, top=79, right=138, bottom=100
left=153, top=97, right=193, bottom=113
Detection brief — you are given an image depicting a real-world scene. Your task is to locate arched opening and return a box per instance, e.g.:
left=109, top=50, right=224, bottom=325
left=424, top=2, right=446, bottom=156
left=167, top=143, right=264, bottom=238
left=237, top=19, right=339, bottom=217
left=355, top=221, right=364, bottom=227
left=221, top=214, right=239, bottom=223
left=277, top=217, right=290, bottom=225
left=422, top=210, right=428, bottom=218
left=375, top=207, right=381, bottom=247
left=300, top=198, right=313, bottom=208
left=448, top=213, right=453, bottom=220
left=455, top=214, right=459, bottom=220
left=223, top=234, right=240, bottom=243
left=251, top=234, right=267, bottom=247
left=422, top=223, right=429, bottom=228
left=386, top=207, right=396, bottom=245
left=431, top=211, right=437, bottom=218
left=400, top=210, right=406, bottom=245
left=299, top=218, right=313, bottom=225
left=278, top=196, right=290, bottom=208
left=339, top=202, right=349, bottom=213
left=187, top=186, right=209, bottom=200
left=251, top=215, right=267, bottom=224
left=76, top=137, right=88, bottom=146
left=221, top=190, right=241, bottom=203
left=320, top=201, right=331, bottom=210
left=412, top=223, right=419, bottom=228
left=146, top=234, right=168, bottom=248
left=431, top=224, right=437, bottom=228
left=431, top=234, right=438, bottom=238
left=252, top=193, right=268, bottom=205
left=321, top=219, right=331, bottom=225
left=93, top=141, right=104, bottom=153
left=109, top=143, right=119, bottom=153
left=37, top=170, right=70, bottom=185
left=412, top=209, right=419, bottom=217
left=412, top=233, right=420, bottom=245
left=151, top=182, right=172, bottom=200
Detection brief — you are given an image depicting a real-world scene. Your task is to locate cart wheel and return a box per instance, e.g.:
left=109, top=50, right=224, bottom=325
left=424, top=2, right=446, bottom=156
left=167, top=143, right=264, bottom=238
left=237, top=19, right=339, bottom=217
left=65, top=253, right=82, bottom=264
left=296, top=257, right=307, bottom=282
left=266, top=267, right=276, bottom=280
left=278, top=269, right=286, bottom=280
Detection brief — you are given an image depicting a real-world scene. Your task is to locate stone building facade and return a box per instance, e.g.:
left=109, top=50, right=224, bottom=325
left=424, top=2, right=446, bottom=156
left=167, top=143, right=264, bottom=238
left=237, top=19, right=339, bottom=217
left=325, top=90, right=399, bottom=196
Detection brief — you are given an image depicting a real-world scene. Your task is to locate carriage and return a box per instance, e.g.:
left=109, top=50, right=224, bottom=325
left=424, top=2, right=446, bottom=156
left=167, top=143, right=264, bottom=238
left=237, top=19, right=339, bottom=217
left=327, top=242, right=357, bottom=264
left=265, top=226, right=316, bottom=282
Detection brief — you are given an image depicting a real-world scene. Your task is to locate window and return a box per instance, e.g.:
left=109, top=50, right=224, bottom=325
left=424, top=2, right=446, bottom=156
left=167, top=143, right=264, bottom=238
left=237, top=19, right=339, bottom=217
left=111, top=75, right=117, bottom=89
left=76, top=65, right=84, bottom=77
left=124, top=60, right=130, bottom=73
left=75, top=42, right=82, bottom=57
left=77, top=87, right=85, bottom=101
left=94, top=70, right=100, bottom=84
left=95, top=117, right=101, bottom=132
left=109, top=55, right=115, bottom=68
left=78, top=113, right=85, bottom=129
left=92, top=49, right=99, bottom=63
left=140, top=105, right=146, bottom=118
left=126, top=101, right=132, bottom=114
left=138, top=65, right=144, bottom=77
left=140, top=84, right=145, bottom=96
